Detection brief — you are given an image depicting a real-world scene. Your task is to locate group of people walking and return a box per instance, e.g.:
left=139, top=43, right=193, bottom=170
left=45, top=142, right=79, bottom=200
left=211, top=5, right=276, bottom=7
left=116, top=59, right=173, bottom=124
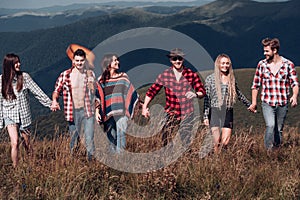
left=0, top=37, right=298, bottom=168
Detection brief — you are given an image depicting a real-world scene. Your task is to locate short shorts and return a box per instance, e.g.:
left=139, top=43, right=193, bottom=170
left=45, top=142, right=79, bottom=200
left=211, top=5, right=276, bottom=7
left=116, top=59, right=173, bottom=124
left=209, top=107, right=233, bottom=129
left=4, top=117, right=31, bottom=135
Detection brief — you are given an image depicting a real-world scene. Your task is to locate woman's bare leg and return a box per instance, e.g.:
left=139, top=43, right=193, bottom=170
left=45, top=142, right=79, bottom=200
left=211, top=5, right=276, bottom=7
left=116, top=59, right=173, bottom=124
left=21, top=130, right=32, bottom=155
left=211, top=127, right=220, bottom=153
left=7, top=125, right=19, bottom=168
left=220, top=128, right=232, bottom=149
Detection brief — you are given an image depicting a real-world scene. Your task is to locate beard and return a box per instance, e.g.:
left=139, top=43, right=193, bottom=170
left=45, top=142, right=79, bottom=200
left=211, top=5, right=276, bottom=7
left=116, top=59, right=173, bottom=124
left=266, top=54, right=274, bottom=62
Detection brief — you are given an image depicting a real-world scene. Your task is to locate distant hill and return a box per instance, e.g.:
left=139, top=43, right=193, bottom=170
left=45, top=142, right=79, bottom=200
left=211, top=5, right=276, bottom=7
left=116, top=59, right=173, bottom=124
left=0, top=0, right=299, bottom=95
left=0, top=1, right=212, bottom=32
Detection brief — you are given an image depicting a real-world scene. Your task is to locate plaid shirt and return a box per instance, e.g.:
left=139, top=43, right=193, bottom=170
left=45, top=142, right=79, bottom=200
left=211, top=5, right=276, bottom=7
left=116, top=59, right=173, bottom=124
left=53, top=68, right=95, bottom=122
left=203, top=73, right=251, bottom=120
left=251, top=56, right=299, bottom=106
left=146, top=66, right=205, bottom=119
left=0, top=72, right=52, bottom=129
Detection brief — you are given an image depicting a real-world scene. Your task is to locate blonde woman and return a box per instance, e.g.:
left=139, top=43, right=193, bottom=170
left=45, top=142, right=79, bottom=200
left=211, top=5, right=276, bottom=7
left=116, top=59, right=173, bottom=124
left=203, top=54, right=253, bottom=153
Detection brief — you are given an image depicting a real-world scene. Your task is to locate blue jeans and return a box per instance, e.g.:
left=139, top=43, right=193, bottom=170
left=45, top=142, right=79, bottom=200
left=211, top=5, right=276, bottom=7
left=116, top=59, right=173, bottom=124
left=261, top=102, right=288, bottom=149
left=68, top=108, right=95, bottom=159
left=104, top=116, right=128, bottom=153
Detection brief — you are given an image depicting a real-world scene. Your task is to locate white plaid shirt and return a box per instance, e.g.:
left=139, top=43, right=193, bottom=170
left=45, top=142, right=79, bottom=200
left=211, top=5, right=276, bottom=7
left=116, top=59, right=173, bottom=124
left=0, top=72, right=52, bottom=129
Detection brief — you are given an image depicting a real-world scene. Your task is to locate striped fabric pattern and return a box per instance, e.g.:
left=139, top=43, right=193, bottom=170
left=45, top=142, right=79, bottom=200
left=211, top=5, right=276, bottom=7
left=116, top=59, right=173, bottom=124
left=96, top=73, right=139, bottom=122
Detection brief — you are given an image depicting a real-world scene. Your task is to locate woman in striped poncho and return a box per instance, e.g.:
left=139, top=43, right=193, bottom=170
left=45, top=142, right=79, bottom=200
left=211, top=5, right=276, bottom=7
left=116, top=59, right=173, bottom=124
left=96, top=54, right=139, bottom=153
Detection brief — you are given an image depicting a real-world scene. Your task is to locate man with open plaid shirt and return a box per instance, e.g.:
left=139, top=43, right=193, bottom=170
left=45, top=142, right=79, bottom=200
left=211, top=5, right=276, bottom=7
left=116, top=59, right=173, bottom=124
left=51, top=48, right=95, bottom=161
left=142, top=48, right=206, bottom=147
left=249, top=38, right=299, bottom=150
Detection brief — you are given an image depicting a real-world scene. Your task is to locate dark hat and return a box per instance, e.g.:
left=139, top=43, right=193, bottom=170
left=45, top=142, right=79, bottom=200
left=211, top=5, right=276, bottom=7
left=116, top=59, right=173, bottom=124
left=167, top=48, right=185, bottom=57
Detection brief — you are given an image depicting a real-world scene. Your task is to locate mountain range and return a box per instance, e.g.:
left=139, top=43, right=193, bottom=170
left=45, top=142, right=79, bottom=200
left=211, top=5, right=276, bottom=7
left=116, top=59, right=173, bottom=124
left=0, top=0, right=299, bottom=95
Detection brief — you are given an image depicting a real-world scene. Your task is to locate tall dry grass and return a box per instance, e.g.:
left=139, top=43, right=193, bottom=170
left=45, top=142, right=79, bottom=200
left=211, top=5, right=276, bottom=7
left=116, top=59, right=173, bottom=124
left=0, top=123, right=299, bottom=199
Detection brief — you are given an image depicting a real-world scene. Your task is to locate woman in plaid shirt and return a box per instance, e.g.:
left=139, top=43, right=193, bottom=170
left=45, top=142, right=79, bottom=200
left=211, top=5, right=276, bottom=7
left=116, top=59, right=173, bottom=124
left=203, top=54, right=253, bottom=153
left=0, top=53, right=52, bottom=168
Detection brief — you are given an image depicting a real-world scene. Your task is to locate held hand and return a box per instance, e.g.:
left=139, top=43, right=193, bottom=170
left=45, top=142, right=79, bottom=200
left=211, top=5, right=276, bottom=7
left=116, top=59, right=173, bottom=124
left=142, top=107, right=150, bottom=118
left=95, top=111, right=102, bottom=124
left=290, top=96, right=298, bottom=107
left=203, top=119, right=209, bottom=126
left=185, top=91, right=197, bottom=99
left=247, top=104, right=257, bottom=113
left=50, top=101, right=60, bottom=111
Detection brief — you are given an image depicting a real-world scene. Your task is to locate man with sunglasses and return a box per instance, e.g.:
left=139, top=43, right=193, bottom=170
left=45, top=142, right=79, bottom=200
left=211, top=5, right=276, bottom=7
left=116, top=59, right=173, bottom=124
left=142, top=48, right=206, bottom=147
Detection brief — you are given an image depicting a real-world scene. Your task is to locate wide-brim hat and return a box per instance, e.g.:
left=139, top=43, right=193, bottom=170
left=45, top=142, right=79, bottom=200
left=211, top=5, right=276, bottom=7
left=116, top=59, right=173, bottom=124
left=66, top=44, right=95, bottom=68
left=167, top=48, right=185, bottom=58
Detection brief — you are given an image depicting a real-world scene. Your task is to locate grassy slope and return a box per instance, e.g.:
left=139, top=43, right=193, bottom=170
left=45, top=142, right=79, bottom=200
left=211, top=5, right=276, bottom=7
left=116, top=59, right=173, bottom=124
left=0, top=67, right=299, bottom=199
left=0, top=126, right=299, bottom=199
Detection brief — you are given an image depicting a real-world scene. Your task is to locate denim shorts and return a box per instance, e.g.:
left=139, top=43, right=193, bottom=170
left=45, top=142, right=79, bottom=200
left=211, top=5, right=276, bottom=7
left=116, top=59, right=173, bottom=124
left=4, top=117, right=31, bottom=135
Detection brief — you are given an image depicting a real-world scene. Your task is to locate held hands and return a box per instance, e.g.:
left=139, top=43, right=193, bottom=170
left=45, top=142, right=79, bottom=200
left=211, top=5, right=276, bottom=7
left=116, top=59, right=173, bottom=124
left=50, top=101, right=60, bottom=111
left=95, top=108, right=102, bottom=124
left=185, top=91, right=197, bottom=99
left=247, top=104, right=257, bottom=113
left=203, top=119, right=209, bottom=126
left=290, top=95, right=298, bottom=107
left=142, top=106, right=150, bottom=118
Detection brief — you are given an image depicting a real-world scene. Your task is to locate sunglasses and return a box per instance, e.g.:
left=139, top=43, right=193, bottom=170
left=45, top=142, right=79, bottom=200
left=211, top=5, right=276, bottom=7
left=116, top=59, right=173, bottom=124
left=171, top=56, right=183, bottom=61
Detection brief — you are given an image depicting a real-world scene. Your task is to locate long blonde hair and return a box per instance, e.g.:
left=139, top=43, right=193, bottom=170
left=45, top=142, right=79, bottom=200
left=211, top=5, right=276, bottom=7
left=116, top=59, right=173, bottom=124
left=214, top=54, right=236, bottom=108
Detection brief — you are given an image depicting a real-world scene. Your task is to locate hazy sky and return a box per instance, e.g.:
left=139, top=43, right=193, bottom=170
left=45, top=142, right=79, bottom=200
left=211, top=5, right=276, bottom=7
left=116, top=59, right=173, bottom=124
left=0, top=0, right=290, bottom=9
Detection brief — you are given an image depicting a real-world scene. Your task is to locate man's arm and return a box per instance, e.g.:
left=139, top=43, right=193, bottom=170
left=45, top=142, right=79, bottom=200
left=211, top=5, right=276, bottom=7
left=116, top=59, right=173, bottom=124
left=142, top=95, right=151, bottom=118
left=51, top=91, right=60, bottom=111
left=290, top=85, right=299, bottom=107
left=248, top=89, right=259, bottom=113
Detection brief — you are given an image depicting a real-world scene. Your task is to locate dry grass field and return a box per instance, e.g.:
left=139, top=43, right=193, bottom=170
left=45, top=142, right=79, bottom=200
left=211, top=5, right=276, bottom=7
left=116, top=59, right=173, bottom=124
left=0, top=121, right=299, bottom=199
left=0, top=67, right=299, bottom=199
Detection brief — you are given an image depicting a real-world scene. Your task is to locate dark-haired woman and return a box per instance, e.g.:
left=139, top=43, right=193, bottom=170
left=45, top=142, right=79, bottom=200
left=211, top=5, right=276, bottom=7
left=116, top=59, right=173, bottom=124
left=0, top=53, right=53, bottom=168
left=96, top=54, right=139, bottom=153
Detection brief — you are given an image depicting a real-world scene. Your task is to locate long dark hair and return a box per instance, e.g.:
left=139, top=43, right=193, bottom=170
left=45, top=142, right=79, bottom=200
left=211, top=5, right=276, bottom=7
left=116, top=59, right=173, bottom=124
left=2, top=53, right=23, bottom=100
left=99, top=53, right=119, bottom=84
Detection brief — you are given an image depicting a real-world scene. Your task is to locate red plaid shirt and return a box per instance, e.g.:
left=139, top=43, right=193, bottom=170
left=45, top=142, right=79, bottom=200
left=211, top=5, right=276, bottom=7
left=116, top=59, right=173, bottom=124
left=54, top=68, right=95, bottom=122
left=146, top=66, right=205, bottom=119
left=251, top=56, right=299, bottom=106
